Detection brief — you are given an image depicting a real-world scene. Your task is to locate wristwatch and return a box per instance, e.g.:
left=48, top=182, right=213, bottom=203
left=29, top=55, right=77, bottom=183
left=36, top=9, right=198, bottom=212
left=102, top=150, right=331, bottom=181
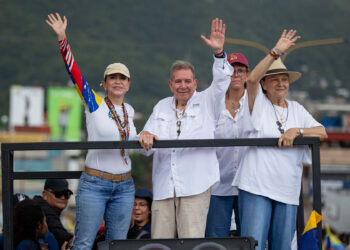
left=298, top=128, right=304, bottom=137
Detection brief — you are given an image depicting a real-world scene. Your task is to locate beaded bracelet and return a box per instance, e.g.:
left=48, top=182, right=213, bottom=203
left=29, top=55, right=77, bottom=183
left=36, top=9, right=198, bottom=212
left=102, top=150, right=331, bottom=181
left=269, top=48, right=284, bottom=60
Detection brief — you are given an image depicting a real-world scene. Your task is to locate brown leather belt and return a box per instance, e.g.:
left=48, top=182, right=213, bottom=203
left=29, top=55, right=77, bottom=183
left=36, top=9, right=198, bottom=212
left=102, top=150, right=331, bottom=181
left=84, top=167, right=131, bottom=182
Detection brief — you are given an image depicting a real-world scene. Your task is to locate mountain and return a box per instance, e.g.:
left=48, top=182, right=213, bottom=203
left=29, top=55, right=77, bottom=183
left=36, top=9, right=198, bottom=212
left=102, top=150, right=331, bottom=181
left=1, top=0, right=350, bottom=130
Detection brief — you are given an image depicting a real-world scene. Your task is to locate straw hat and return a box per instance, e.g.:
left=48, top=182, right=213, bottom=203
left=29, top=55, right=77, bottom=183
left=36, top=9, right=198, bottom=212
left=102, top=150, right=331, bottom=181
left=261, top=58, right=301, bottom=83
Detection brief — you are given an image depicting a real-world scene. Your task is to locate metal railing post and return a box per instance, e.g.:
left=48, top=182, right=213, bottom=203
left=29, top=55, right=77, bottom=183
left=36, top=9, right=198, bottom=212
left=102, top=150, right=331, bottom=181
left=2, top=145, right=14, bottom=250
left=311, top=140, right=322, bottom=250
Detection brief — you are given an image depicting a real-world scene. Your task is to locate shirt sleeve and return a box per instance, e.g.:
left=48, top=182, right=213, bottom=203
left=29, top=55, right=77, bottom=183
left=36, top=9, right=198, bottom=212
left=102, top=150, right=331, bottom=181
left=297, top=103, right=322, bottom=165
left=44, top=231, right=59, bottom=250
left=58, top=38, right=102, bottom=113
left=202, top=54, right=233, bottom=121
left=247, top=85, right=267, bottom=131
left=137, top=105, right=159, bottom=156
left=15, top=240, right=38, bottom=250
left=142, top=111, right=156, bottom=136
left=45, top=211, right=73, bottom=248
left=142, top=101, right=166, bottom=138
left=298, top=103, right=323, bottom=128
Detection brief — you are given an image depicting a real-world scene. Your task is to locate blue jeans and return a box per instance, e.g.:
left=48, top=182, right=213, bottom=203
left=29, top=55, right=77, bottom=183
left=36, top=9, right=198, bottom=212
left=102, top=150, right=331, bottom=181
left=72, top=172, right=135, bottom=249
left=205, top=195, right=240, bottom=237
left=238, top=189, right=297, bottom=250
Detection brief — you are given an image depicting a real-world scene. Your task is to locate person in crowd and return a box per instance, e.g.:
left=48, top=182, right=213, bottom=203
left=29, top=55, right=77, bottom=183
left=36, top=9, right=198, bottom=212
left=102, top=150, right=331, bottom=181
left=93, top=188, right=153, bottom=247
left=233, top=29, right=328, bottom=249
left=14, top=193, right=30, bottom=204
left=205, top=53, right=249, bottom=237
left=46, top=13, right=136, bottom=249
left=138, top=18, right=233, bottom=238
left=33, top=179, right=74, bottom=248
left=1, top=193, right=60, bottom=250
left=128, top=189, right=153, bottom=239
left=14, top=199, right=68, bottom=250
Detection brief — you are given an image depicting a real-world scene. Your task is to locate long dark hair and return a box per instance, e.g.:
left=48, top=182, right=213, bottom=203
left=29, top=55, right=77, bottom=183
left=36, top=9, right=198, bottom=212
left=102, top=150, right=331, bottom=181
left=14, top=199, right=44, bottom=249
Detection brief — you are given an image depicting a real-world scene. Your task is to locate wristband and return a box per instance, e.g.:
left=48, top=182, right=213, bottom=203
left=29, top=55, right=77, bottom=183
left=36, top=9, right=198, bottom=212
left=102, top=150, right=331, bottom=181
left=269, top=48, right=284, bottom=60
left=214, top=49, right=225, bottom=58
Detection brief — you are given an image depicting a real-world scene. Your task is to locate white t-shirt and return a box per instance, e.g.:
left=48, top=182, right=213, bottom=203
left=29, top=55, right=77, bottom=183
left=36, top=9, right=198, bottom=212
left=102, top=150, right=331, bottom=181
left=232, top=86, right=322, bottom=205
left=85, top=100, right=137, bottom=174
left=212, top=91, right=246, bottom=196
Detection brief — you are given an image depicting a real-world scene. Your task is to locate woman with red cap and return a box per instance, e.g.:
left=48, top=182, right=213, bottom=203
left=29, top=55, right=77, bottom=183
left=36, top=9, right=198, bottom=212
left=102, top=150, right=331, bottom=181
left=205, top=52, right=250, bottom=237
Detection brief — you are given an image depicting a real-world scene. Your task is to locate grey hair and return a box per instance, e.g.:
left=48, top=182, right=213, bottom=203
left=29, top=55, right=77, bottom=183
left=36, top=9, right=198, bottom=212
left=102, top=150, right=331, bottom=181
left=169, top=60, right=195, bottom=80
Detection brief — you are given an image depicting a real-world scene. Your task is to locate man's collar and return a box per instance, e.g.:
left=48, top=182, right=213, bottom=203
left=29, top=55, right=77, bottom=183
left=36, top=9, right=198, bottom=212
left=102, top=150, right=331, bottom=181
left=171, top=91, right=198, bottom=111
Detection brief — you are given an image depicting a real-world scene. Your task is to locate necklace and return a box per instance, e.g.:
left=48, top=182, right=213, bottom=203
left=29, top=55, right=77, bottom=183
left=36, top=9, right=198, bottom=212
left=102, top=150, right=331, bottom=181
left=270, top=100, right=288, bottom=134
left=274, top=105, right=286, bottom=123
left=226, top=92, right=241, bottom=114
left=175, top=101, right=186, bottom=138
left=104, top=97, right=130, bottom=165
left=175, top=109, right=185, bottom=138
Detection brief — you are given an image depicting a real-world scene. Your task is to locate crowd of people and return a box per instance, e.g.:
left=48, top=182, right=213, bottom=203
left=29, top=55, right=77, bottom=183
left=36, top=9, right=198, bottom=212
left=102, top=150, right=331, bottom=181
left=9, top=12, right=328, bottom=250
left=7, top=180, right=153, bottom=250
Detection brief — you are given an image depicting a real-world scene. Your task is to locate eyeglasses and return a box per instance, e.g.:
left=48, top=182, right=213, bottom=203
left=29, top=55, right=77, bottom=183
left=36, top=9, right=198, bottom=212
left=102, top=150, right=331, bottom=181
left=233, top=68, right=247, bottom=76
left=47, top=189, right=72, bottom=199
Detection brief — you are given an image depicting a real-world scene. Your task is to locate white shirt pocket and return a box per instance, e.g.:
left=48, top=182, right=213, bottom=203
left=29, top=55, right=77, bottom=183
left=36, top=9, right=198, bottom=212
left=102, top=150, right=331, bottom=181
left=154, top=112, right=172, bottom=139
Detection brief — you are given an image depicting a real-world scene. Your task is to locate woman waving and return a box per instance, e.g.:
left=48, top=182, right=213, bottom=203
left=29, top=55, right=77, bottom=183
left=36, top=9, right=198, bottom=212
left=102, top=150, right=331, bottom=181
left=46, top=13, right=136, bottom=249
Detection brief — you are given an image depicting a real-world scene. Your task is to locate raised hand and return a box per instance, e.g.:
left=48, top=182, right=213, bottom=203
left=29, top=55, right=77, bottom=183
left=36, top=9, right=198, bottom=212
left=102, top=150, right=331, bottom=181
left=46, top=13, right=67, bottom=41
left=274, top=29, right=301, bottom=54
left=201, top=18, right=226, bottom=54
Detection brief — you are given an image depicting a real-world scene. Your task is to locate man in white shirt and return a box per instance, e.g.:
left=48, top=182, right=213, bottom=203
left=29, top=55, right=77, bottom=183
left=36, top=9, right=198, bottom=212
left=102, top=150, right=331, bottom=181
left=139, top=18, right=233, bottom=238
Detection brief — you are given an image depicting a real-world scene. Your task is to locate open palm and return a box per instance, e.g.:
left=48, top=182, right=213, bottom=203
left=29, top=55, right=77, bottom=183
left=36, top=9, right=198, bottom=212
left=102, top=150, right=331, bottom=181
left=274, top=29, right=300, bottom=54
left=201, top=18, right=226, bottom=54
left=46, top=13, right=67, bottom=40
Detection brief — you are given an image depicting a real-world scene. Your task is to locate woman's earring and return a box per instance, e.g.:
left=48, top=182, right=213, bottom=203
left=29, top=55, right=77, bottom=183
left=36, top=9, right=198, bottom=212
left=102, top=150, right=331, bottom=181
left=100, top=82, right=107, bottom=91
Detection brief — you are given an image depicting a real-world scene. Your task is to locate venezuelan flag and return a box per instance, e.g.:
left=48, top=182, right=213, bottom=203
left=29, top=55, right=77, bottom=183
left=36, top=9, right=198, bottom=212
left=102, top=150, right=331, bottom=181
left=324, top=224, right=346, bottom=250
left=299, top=210, right=322, bottom=250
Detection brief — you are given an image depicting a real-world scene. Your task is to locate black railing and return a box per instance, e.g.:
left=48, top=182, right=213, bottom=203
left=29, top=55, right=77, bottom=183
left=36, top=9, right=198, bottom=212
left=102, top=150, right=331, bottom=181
left=1, top=138, right=322, bottom=249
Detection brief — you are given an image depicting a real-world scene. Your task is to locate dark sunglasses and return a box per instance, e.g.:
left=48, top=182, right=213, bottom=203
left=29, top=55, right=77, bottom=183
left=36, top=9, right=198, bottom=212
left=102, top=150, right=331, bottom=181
left=47, top=189, right=72, bottom=199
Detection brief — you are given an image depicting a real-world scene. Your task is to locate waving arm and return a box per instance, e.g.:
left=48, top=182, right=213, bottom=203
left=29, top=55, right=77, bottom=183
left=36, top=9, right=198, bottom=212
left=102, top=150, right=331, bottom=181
left=246, top=30, right=301, bottom=113
left=45, top=13, right=102, bottom=112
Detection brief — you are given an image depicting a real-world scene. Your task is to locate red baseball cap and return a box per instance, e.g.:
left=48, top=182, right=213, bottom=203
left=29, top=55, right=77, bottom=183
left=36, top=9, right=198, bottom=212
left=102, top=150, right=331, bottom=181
left=227, top=53, right=249, bottom=68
